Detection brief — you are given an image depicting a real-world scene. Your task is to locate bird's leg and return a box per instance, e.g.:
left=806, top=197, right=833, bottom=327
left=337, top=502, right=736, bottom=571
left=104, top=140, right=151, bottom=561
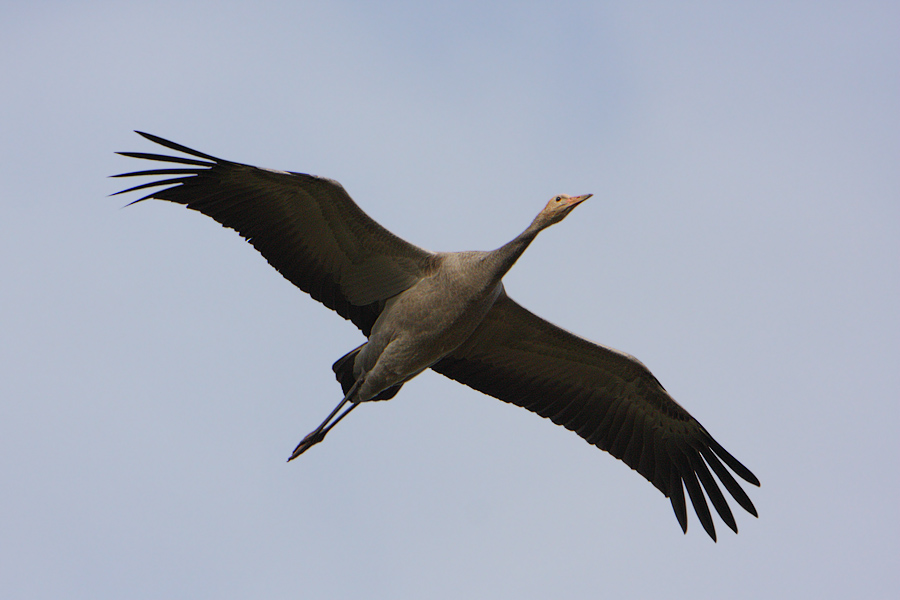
left=287, top=379, right=361, bottom=461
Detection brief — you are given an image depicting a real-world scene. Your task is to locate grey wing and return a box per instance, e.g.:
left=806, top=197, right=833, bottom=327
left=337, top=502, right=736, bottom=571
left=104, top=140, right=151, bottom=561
left=432, top=291, right=759, bottom=540
left=113, top=132, right=436, bottom=334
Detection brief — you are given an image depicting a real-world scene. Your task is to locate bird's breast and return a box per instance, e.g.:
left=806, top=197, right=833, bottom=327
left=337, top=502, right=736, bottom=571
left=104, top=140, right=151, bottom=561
left=351, top=253, right=505, bottom=399
left=364, top=262, right=502, bottom=364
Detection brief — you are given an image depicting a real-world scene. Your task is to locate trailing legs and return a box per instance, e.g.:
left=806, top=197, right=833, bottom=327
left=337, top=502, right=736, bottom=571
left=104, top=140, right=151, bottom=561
left=287, top=379, right=361, bottom=461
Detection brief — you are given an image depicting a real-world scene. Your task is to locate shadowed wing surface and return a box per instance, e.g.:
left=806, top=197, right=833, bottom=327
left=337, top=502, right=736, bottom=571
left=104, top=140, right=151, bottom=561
left=433, top=291, right=759, bottom=540
left=113, top=132, right=435, bottom=335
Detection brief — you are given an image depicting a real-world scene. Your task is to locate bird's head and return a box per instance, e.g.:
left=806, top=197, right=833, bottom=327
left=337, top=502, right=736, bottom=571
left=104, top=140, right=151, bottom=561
left=534, top=193, right=592, bottom=229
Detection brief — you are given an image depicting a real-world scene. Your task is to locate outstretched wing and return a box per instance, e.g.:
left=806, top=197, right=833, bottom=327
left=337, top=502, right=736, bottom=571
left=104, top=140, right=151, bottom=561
left=433, top=291, right=759, bottom=540
left=113, top=132, right=436, bottom=335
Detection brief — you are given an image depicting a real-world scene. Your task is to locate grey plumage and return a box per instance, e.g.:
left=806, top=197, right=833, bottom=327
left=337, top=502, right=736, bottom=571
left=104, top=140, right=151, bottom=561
left=114, top=132, right=759, bottom=540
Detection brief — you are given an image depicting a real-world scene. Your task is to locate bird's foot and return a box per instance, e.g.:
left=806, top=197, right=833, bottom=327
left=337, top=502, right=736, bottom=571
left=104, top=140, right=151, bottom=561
left=286, top=389, right=361, bottom=463
left=287, top=430, right=326, bottom=461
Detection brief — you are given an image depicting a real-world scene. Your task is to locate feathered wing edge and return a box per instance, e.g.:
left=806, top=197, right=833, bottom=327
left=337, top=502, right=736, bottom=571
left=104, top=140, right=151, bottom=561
left=433, top=292, right=759, bottom=540
left=112, top=132, right=436, bottom=335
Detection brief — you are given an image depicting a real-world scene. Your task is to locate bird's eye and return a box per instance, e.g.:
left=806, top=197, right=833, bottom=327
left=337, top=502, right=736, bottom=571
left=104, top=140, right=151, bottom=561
left=554, top=196, right=562, bottom=203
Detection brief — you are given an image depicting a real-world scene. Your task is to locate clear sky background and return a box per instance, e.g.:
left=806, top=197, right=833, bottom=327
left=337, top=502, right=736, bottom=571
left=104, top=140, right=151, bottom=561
left=1, top=2, right=897, bottom=598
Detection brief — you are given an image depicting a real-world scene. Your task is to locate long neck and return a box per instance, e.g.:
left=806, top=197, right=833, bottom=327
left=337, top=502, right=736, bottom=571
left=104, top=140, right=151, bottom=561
left=483, top=219, right=544, bottom=281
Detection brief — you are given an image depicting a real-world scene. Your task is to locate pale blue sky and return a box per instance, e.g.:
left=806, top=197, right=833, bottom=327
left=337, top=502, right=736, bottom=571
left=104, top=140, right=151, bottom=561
left=1, top=2, right=897, bottom=598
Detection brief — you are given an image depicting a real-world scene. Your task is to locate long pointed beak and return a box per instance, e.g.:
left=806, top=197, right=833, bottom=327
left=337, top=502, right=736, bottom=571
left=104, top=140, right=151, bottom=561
left=567, top=193, right=592, bottom=207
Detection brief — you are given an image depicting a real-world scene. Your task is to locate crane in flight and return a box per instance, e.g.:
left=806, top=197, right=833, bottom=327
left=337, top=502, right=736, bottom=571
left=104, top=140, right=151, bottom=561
left=114, top=132, right=758, bottom=540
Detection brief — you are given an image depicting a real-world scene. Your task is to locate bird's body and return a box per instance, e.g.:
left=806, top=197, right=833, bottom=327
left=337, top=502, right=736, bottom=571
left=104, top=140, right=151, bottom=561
left=356, top=252, right=504, bottom=400
left=114, top=132, right=759, bottom=540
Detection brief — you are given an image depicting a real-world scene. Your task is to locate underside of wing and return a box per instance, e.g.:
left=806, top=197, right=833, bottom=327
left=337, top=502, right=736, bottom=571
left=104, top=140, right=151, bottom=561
left=113, top=132, right=437, bottom=334
left=432, top=292, right=759, bottom=540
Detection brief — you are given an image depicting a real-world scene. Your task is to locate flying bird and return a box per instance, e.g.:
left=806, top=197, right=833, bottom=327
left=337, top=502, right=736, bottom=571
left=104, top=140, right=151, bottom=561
left=114, top=132, right=758, bottom=540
